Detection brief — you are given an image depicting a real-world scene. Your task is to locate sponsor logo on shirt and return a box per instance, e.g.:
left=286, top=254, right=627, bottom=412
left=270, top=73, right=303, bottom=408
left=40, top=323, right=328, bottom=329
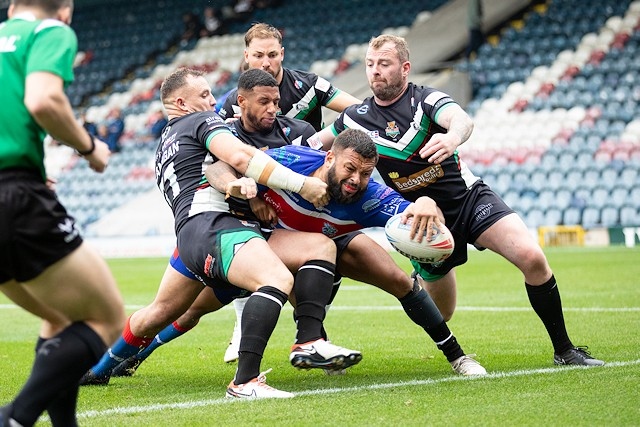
left=362, top=199, right=381, bottom=213
left=388, top=165, right=443, bottom=192
left=295, top=80, right=303, bottom=89
left=357, top=105, right=369, bottom=114
left=206, top=115, right=224, bottom=124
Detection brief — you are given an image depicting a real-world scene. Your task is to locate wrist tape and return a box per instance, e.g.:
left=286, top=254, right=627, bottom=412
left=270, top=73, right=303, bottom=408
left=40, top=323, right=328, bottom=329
left=245, top=150, right=305, bottom=193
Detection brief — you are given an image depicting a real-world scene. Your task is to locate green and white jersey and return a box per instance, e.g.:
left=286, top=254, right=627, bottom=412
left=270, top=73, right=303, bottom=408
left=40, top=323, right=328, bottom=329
left=329, top=83, right=480, bottom=222
left=0, top=12, right=77, bottom=180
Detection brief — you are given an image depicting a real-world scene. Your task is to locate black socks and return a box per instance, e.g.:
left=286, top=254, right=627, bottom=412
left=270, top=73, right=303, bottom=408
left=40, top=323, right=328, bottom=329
left=526, top=275, right=573, bottom=353
left=399, top=280, right=463, bottom=362
left=235, top=286, right=288, bottom=385
left=11, top=322, right=106, bottom=427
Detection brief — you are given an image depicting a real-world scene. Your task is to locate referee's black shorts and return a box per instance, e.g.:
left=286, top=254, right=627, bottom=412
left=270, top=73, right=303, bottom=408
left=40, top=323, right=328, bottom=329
left=0, top=169, right=83, bottom=283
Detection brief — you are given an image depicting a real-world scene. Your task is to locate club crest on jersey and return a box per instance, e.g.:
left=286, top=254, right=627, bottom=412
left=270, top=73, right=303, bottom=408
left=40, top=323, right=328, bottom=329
left=322, top=222, right=338, bottom=237
left=385, top=121, right=400, bottom=139
left=294, top=80, right=303, bottom=89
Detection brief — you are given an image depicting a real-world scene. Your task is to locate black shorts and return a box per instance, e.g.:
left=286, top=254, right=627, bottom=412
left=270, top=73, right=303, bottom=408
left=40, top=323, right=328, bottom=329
left=0, top=169, right=83, bottom=283
left=334, top=230, right=362, bottom=259
left=413, top=180, right=514, bottom=279
left=177, top=211, right=270, bottom=289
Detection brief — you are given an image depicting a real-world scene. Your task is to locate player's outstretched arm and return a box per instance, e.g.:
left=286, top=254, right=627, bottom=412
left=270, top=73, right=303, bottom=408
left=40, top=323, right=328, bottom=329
left=208, top=133, right=328, bottom=208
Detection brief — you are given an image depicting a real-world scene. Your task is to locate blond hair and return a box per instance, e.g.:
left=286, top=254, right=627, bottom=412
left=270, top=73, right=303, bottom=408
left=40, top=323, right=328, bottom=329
left=369, top=34, right=410, bottom=63
left=244, top=22, right=283, bottom=47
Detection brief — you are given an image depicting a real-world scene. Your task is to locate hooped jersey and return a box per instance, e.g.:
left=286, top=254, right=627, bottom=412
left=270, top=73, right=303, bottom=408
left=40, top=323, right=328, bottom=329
left=260, top=145, right=411, bottom=238
left=229, top=115, right=317, bottom=150
left=328, top=83, right=480, bottom=222
left=0, top=13, right=77, bottom=180
left=219, top=68, right=341, bottom=131
left=154, top=111, right=233, bottom=233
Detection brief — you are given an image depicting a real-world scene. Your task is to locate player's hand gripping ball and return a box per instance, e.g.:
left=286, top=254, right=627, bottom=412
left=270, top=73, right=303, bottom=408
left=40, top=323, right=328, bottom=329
left=384, top=214, right=454, bottom=264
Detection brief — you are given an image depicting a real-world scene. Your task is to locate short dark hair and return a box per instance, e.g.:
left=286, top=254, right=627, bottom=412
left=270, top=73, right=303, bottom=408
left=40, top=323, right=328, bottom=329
left=12, top=0, right=72, bottom=14
left=160, top=67, right=205, bottom=103
left=237, top=68, right=278, bottom=94
left=334, top=129, right=378, bottom=163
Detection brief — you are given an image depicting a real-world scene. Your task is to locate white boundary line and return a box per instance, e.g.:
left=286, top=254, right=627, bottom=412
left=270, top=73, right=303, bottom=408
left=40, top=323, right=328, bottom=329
left=1, top=304, right=639, bottom=313
left=76, top=359, right=640, bottom=420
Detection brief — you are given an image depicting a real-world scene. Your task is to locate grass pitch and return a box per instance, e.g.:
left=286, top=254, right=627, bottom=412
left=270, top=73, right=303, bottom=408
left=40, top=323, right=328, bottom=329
left=1, top=246, right=639, bottom=426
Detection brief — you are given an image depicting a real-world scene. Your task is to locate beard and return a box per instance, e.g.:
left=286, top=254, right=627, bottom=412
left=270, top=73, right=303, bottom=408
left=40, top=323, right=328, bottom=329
left=244, top=109, right=273, bottom=133
left=265, top=64, right=282, bottom=80
left=370, top=76, right=404, bottom=102
left=327, top=167, right=366, bottom=204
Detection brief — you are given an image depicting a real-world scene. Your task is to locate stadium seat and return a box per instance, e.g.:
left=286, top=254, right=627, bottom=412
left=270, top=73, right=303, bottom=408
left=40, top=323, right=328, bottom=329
left=620, top=206, right=640, bottom=226
left=582, top=207, right=601, bottom=229
left=600, top=207, right=620, bottom=227
left=544, top=208, right=564, bottom=226
left=563, top=207, right=582, bottom=225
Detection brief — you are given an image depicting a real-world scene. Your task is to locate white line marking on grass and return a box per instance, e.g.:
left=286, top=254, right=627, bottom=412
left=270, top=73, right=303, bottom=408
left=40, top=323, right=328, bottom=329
left=2, top=304, right=640, bottom=313
left=76, top=359, right=640, bottom=420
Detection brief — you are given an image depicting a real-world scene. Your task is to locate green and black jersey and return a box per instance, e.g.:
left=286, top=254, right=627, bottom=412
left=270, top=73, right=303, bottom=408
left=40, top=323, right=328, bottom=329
left=329, top=83, right=480, bottom=221
left=0, top=12, right=77, bottom=181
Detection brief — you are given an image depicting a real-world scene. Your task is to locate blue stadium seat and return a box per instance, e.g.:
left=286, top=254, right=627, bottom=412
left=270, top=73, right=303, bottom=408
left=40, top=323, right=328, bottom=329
left=562, top=207, right=582, bottom=226
left=600, top=207, right=620, bottom=227
left=582, top=207, right=601, bottom=229
left=620, top=206, right=639, bottom=227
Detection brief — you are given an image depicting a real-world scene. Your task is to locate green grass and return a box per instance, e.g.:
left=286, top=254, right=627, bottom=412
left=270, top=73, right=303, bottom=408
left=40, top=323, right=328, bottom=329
left=2, top=247, right=639, bottom=426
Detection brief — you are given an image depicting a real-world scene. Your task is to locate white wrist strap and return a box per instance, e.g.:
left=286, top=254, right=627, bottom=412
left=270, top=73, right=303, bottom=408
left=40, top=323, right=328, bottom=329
left=245, top=150, right=305, bottom=193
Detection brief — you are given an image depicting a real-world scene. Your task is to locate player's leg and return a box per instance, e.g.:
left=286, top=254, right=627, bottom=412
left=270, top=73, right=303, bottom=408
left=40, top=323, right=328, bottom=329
left=222, top=296, right=247, bottom=363
left=1, top=243, right=126, bottom=427
left=81, top=261, right=204, bottom=385
left=476, top=212, right=604, bottom=365
left=338, top=233, right=485, bottom=375
left=222, top=236, right=294, bottom=398
left=269, top=229, right=362, bottom=371
left=417, top=270, right=457, bottom=321
left=112, top=285, right=227, bottom=377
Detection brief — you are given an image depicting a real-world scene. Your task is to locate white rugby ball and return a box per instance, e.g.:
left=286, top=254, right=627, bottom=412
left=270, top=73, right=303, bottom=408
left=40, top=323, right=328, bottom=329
left=384, top=214, right=454, bottom=264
